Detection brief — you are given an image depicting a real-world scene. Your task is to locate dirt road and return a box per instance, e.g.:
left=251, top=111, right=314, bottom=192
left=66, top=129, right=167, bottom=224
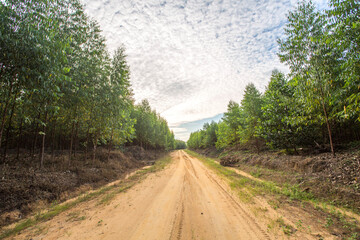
left=14, top=150, right=271, bottom=240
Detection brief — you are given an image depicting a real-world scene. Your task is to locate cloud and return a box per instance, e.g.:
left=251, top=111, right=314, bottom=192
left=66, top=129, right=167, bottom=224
left=82, top=0, right=327, bottom=141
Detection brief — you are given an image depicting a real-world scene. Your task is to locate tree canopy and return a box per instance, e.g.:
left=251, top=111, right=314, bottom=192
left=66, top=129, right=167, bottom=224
left=188, top=0, right=360, bottom=153
left=0, top=0, right=176, bottom=167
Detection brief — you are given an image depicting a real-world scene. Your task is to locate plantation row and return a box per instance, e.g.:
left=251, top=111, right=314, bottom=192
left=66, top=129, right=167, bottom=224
left=188, top=0, right=360, bottom=154
left=0, top=0, right=183, bottom=167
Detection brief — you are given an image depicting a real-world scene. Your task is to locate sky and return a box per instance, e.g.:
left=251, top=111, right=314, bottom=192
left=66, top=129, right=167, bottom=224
left=81, top=0, right=328, bottom=141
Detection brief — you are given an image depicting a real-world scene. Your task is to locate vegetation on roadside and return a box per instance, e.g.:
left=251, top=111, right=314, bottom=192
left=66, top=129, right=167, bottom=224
left=0, top=154, right=172, bottom=239
left=187, top=0, right=360, bottom=154
left=175, top=140, right=187, bottom=150
left=0, top=0, right=176, bottom=169
left=185, top=150, right=360, bottom=239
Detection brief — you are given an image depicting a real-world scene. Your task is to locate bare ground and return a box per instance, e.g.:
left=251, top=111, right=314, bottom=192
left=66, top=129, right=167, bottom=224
left=5, top=150, right=357, bottom=240
left=0, top=146, right=163, bottom=227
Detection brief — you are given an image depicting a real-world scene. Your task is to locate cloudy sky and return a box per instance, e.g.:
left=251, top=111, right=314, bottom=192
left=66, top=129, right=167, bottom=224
left=82, top=0, right=327, bottom=141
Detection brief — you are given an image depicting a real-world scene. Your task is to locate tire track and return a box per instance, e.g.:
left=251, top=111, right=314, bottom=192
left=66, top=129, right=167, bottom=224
left=204, top=170, right=271, bottom=240
left=169, top=177, right=185, bottom=240
left=183, top=154, right=199, bottom=179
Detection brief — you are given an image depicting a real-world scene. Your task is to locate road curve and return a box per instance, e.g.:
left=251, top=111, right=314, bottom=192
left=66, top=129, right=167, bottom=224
left=14, top=150, right=271, bottom=240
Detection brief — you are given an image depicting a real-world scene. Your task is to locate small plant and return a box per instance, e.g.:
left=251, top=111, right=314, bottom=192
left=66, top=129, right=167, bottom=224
left=295, top=219, right=303, bottom=229
left=347, top=232, right=359, bottom=240
left=268, top=199, right=280, bottom=210
left=276, top=217, right=295, bottom=235
left=97, top=219, right=103, bottom=226
left=250, top=168, right=262, bottom=178
left=324, top=217, right=333, bottom=228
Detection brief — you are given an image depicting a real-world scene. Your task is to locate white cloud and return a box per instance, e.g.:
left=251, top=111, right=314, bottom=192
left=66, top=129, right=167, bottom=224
left=81, top=0, right=328, bottom=141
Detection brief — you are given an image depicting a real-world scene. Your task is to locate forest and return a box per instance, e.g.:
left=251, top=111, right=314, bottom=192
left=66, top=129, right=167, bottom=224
left=0, top=0, right=180, bottom=168
left=187, top=0, right=360, bottom=155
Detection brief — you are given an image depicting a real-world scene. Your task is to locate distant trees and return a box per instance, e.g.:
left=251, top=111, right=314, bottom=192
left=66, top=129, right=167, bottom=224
left=131, top=100, right=175, bottom=151
left=0, top=0, right=175, bottom=166
left=175, top=140, right=187, bottom=149
left=187, top=0, right=360, bottom=153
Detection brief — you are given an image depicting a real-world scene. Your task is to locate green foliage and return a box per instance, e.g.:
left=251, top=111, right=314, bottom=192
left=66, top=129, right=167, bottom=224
left=131, top=100, right=175, bottom=150
left=175, top=140, right=187, bottom=149
left=187, top=0, right=360, bottom=153
left=215, top=121, right=234, bottom=150
left=238, top=83, right=263, bottom=145
left=0, top=0, right=175, bottom=165
left=187, top=121, right=219, bottom=149
left=328, top=0, right=360, bottom=121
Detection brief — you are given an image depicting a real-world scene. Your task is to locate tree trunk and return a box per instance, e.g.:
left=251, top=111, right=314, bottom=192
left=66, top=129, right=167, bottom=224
left=85, top=125, right=90, bottom=161
left=68, top=120, right=76, bottom=166
left=321, top=101, right=335, bottom=156
left=293, top=145, right=299, bottom=155
left=107, top=129, right=114, bottom=161
left=0, top=81, right=13, bottom=149
left=315, top=70, right=335, bottom=156
left=2, top=96, right=16, bottom=162
left=255, top=137, right=260, bottom=154
left=32, top=113, right=41, bottom=158
left=74, top=121, right=79, bottom=157
left=92, top=133, right=98, bottom=164
left=51, top=119, right=57, bottom=160
left=40, top=111, right=48, bottom=169
left=17, top=118, right=23, bottom=160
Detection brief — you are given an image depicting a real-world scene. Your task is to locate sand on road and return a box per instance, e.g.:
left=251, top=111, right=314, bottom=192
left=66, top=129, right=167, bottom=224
left=13, top=150, right=271, bottom=240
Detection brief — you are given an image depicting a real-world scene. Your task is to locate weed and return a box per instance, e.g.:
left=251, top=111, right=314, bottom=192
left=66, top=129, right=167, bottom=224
left=33, top=225, right=48, bottom=236
left=347, top=232, right=359, bottom=240
left=324, top=217, right=334, bottom=228
left=250, top=168, right=262, bottom=178
left=295, top=219, right=303, bottom=229
left=97, top=219, right=103, bottom=226
left=66, top=211, right=86, bottom=222
left=268, top=199, right=280, bottom=210
left=0, top=154, right=173, bottom=240
left=185, top=150, right=360, bottom=239
left=276, top=217, right=295, bottom=235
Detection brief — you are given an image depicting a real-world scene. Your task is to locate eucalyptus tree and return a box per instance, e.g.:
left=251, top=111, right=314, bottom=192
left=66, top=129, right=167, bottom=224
left=259, top=70, right=310, bottom=152
left=215, top=121, right=233, bottom=150
left=175, top=140, right=187, bottom=149
left=187, top=130, right=204, bottom=149
left=132, top=99, right=174, bottom=150
left=328, top=0, right=360, bottom=121
left=0, top=0, right=73, bottom=166
left=105, top=46, right=135, bottom=159
left=202, top=121, right=218, bottom=148
left=278, top=1, right=341, bottom=156
left=238, top=83, right=263, bottom=151
left=222, top=100, right=243, bottom=144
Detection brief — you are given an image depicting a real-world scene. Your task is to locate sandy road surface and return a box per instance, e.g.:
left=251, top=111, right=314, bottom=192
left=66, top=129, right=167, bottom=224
left=14, top=150, right=271, bottom=240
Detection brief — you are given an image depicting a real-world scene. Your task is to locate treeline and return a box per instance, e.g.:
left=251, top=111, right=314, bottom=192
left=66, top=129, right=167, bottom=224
left=175, top=140, right=187, bottom=149
left=188, top=0, right=360, bottom=155
left=0, top=0, right=175, bottom=167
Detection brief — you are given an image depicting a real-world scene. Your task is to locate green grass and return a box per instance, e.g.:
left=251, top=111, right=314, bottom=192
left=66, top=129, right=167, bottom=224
left=250, top=167, right=263, bottom=178
left=185, top=150, right=314, bottom=202
left=185, top=150, right=360, bottom=238
left=0, top=154, right=173, bottom=240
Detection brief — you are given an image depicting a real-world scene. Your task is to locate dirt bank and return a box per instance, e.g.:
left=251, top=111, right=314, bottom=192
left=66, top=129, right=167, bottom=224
left=7, top=150, right=271, bottom=240
left=0, top=146, right=165, bottom=227
left=193, top=148, right=360, bottom=213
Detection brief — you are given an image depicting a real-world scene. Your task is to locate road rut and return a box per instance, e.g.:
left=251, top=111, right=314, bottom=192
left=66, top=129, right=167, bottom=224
left=13, top=150, right=271, bottom=240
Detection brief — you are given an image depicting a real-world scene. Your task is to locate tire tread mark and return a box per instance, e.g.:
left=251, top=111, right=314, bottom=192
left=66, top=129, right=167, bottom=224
left=204, top=171, right=271, bottom=240
left=169, top=176, right=185, bottom=240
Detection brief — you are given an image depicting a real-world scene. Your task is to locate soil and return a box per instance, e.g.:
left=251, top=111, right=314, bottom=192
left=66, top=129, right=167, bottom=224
left=0, top=146, right=164, bottom=227
left=194, top=147, right=360, bottom=213
left=2, top=150, right=359, bottom=239
left=5, top=150, right=272, bottom=240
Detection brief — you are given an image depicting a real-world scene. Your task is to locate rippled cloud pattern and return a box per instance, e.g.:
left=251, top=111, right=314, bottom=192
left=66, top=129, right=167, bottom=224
left=82, top=0, right=328, bottom=140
